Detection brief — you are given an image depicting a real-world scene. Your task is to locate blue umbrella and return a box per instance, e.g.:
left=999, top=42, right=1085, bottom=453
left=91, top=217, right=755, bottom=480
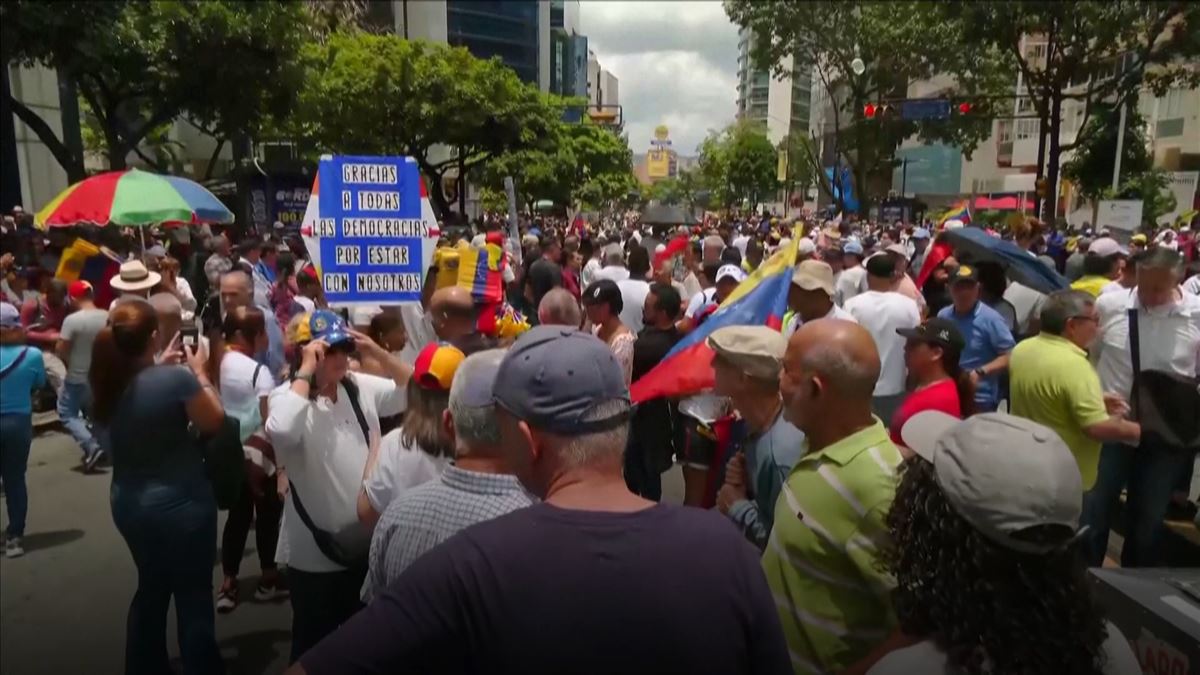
left=943, top=227, right=1068, bottom=294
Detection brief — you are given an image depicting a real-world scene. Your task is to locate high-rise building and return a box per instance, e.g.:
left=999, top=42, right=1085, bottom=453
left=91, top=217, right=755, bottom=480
left=549, top=0, right=588, bottom=99
left=735, top=27, right=811, bottom=145
left=388, top=0, right=551, bottom=92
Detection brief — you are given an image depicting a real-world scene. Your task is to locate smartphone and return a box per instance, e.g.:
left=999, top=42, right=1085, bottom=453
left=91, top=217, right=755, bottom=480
left=180, top=324, right=199, bottom=348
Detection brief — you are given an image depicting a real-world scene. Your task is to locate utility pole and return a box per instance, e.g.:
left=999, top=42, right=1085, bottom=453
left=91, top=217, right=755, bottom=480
left=1112, top=97, right=1128, bottom=192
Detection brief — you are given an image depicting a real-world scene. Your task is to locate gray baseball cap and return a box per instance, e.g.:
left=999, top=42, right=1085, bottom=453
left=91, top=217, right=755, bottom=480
left=900, top=411, right=1084, bottom=555
left=492, top=325, right=630, bottom=434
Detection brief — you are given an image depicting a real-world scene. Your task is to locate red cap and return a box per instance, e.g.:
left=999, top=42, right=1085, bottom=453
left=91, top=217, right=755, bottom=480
left=68, top=280, right=93, bottom=300
left=485, top=231, right=504, bottom=246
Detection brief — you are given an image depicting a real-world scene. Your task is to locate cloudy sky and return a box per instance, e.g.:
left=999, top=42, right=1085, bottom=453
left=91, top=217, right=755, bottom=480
left=579, top=1, right=739, bottom=157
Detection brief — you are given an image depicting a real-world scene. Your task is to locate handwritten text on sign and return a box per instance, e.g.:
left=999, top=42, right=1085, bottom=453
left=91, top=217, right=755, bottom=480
left=316, top=156, right=432, bottom=305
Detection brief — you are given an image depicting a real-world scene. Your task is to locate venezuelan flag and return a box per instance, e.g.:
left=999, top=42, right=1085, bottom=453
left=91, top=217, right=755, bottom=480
left=630, top=229, right=801, bottom=403
left=937, top=199, right=971, bottom=226
left=457, top=242, right=506, bottom=304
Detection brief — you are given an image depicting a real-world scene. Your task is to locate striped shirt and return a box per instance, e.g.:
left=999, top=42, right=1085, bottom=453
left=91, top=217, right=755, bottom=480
left=362, top=465, right=535, bottom=602
left=762, top=419, right=902, bottom=674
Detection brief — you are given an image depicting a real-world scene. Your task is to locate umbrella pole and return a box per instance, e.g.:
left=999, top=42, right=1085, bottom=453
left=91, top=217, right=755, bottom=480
left=139, top=226, right=145, bottom=254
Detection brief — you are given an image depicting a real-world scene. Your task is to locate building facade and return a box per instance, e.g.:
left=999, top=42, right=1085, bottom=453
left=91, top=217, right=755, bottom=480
left=735, top=27, right=811, bottom=145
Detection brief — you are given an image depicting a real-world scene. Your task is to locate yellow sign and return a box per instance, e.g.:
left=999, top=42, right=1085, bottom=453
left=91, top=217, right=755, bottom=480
left=654, top=125, right=670, bottom=141
left=777, top=148, right=788, bottom=183
left=647, top=149, right=670, bottom=178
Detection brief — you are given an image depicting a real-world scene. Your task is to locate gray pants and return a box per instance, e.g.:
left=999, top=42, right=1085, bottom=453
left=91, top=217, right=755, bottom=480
left=872, top=393, right=906, bottom=428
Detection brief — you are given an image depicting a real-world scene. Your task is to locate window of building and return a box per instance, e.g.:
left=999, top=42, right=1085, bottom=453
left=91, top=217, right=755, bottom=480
left=1016, top=118, right=1039, bottom=140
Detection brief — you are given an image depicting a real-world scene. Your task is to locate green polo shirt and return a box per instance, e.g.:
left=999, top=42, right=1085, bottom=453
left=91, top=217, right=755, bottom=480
left=1009, top=332, right=1110, bottom=489
left=761, top=418, right=902, bottom=674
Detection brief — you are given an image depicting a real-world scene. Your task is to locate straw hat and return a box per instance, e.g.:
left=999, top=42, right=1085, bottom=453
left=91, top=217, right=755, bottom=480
left=110, top=260, right=162, bottom=292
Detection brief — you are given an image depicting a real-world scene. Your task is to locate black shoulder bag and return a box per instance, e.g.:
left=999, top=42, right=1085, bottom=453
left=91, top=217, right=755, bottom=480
left=1127, top=308, right=1200, bottom=450
left=288, top=375, right=374, bottom=570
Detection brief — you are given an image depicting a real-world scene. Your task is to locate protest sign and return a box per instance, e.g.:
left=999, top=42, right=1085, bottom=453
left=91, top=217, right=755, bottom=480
left=301, top=155, right=439, bottom=306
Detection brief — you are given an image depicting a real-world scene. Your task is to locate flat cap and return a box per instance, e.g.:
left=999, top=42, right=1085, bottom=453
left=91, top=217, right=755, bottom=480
left=707, top=325, right=787, bottom=380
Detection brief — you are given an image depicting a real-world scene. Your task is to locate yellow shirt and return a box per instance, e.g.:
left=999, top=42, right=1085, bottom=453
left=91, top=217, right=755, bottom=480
left=1009, top=333, right=1110, bottom=489
left=1071, top=275, right=1110, bottom=298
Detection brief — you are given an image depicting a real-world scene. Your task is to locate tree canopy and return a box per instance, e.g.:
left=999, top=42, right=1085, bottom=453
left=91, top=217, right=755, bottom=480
left=697, top=121, right=778, bottom=212
left=291, top=31, right=560, bottom=217
left=1, top=0, right=312, bottom=179
left=725, top=1, right=1013, bottom=215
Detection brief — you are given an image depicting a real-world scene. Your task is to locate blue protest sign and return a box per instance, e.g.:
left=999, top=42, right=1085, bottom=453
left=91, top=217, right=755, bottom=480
left=314, top=155, right=434, bottom=305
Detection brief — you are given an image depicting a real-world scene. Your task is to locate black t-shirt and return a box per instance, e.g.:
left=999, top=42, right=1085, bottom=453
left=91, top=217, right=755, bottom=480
left=109, top=365, right=203, bottom=477
left=301, top=503, right=790, bottom=675
left=528, top=257, right=562, bottom=310
left=632, top=325, right=681, bottom=381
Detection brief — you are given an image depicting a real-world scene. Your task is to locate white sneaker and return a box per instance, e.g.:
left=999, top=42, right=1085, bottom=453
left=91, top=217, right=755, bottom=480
left=5, top=538, right=24, bottom=558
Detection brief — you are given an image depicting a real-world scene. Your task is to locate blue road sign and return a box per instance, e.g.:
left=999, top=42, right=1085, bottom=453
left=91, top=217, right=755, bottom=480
left=901, top=99, right=951, bottom=121
left=315, top=155, right=434, bottom=305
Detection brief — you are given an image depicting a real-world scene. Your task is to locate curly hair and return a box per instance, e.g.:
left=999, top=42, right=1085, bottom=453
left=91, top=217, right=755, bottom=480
left=884, top=458, right=1110, bottom=674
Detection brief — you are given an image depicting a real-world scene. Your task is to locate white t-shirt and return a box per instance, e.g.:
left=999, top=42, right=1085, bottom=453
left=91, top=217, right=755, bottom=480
left=617, top=278, right=651, bottom=333
left=219, top=350, right=276, bottom=414
left=867, top=621, right=1139, bottom=675
left=843, top=290, right=920, bottom=396
left=731, top=234, right=750, bottom=257
left=1003, top=282, right=1047, bottom=336
left=1100, top=280, right=1130, bottom=296
left=581, top=257, right=602, bottom=288
left=294, top=295, right=316, bottom=313
left=1183, top=274, right=1200, bottom=296
left=784, top=303, right=857, bottom=337
left=266, top=372, right=407, bottom=572
left=592, top=265, right=630, bottom=283
left=836, top=265, right=868, bottom=306
left=361, top=429, right=451, bottom=514
left=685, top=288, right=720, bottom=319
left=350, top=304, right=384, bottom=328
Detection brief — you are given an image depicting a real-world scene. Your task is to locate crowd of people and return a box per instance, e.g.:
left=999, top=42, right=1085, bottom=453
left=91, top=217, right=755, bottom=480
left=0, top=202, right=1198, bottom=674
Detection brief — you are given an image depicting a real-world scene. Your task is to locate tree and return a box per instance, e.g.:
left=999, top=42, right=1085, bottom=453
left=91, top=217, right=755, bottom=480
left=292, top=31, right=560, bottom=218
left=697, top=121, right=778, bottom=212
left=726, top=1, right=1012, bottom=216
left=942, top=2, right=1200, bottom=222
left=1113, top=169, right=1176, bottom=229
left=1062, top=102, right=1155, bottom=222
left=480, top=114, right=634, bottom=213
left=1, top=0, right=312, bottom=179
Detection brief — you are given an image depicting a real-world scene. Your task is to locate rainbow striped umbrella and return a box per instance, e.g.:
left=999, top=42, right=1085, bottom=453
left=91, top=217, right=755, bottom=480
left=36, top=168, right=234, bottom=228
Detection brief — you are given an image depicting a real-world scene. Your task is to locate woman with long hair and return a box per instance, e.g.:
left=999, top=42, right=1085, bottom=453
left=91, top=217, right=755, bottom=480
left=155, top=255, right=197, bottom=320
left=890, top=318, right=973, bottom=449
left=215, top=306, right=286, bottom=614
left=91, top=301, right=226, bottom=675
left=269, top=251, right=301, bottom=330
left=581, top=279, right=635, bottom=386
left=871, top=412, right=1140, bottom=675
left=355, top=342, right=463, bottom=526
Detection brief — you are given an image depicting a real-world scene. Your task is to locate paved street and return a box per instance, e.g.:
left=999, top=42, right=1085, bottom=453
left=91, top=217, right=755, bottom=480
left=1, top=428, right=685, bottom=675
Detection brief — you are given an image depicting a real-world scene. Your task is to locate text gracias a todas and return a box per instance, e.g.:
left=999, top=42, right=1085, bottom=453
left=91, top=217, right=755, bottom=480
left=320, top=161, right=432, bottom=295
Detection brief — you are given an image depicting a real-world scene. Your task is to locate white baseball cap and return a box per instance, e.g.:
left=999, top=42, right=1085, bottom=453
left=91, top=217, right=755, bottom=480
left=901, top=411, right=1084, bottom=555
left=715, top=264, right=747, bottom=284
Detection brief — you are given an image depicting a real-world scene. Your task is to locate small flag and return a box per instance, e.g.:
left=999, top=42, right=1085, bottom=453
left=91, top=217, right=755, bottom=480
left=937, top=199, right=971, bottom=227
left=457, top=243, right=506, bottom=304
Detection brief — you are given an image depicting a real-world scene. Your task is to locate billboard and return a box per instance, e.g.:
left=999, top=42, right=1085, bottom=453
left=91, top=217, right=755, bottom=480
left=647, top=149, right=671, bottom=178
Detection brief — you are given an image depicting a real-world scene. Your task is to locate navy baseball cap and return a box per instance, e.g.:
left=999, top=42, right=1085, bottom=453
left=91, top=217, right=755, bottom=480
left=303, top=309, right=353, bottom=347
left=493, top=325, right=630, bottom=434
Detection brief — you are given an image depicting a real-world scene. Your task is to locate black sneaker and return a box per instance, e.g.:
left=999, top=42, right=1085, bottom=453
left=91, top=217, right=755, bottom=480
left=254, top=576, right=290, bottom=601
left=83, top=447, right=106, bottom=473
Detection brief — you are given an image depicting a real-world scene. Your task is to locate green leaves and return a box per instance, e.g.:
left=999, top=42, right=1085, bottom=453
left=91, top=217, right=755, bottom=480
left=697, top=121, right=778, bottom=211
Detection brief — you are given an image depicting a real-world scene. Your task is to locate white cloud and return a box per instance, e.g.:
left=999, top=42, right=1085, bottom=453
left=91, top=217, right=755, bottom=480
left=579, top=1, right=740, bottom=156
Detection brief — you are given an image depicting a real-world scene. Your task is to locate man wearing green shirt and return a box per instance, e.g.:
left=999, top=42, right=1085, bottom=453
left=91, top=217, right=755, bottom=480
left=1009, top=290, right=1140, bottom=490
left=765, top=318, right=903, bottom=674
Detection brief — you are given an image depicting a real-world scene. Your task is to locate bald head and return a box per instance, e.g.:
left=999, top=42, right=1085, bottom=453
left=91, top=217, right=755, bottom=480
left=781, top=319, right=880, bottom=435
left=430, top=286, right=476, bottom=340
left=537, top=288, right=581, bottom=327
left=791, top=319, right=880, bottom=399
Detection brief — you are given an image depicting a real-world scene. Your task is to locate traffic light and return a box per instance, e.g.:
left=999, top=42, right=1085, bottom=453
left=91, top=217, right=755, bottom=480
left=957, top=102, right=973, bottom=115
left=1035, top=178, right=1049, bottom=199
left=863, top=103, right=877, bottom=119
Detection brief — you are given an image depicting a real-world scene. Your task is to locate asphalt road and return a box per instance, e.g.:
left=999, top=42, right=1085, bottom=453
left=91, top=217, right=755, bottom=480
left=1, top=429, right=685, bottom=675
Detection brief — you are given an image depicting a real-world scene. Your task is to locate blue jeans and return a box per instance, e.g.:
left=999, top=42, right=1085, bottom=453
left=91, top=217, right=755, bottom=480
left=57, top=380, right=99, bottom=456
left=1081, top=441, right=1196, bottom=568
left=0, top=413, right=33, bottom=538
left=111, top=470, right=224, bottom=675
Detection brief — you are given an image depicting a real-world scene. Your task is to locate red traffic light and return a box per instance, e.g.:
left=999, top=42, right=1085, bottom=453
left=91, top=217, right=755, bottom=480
left=957, top=102, right=973, bottom=114
left=863, top=103, right=877, bottom=119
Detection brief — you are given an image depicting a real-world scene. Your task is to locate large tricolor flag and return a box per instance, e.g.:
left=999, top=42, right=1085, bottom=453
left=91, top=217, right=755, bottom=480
left=630, top=229, right=802, bottom=403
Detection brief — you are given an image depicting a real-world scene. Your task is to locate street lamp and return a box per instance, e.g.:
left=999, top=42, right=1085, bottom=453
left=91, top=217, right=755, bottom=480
left=850, top=43, right=865, bottom=76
